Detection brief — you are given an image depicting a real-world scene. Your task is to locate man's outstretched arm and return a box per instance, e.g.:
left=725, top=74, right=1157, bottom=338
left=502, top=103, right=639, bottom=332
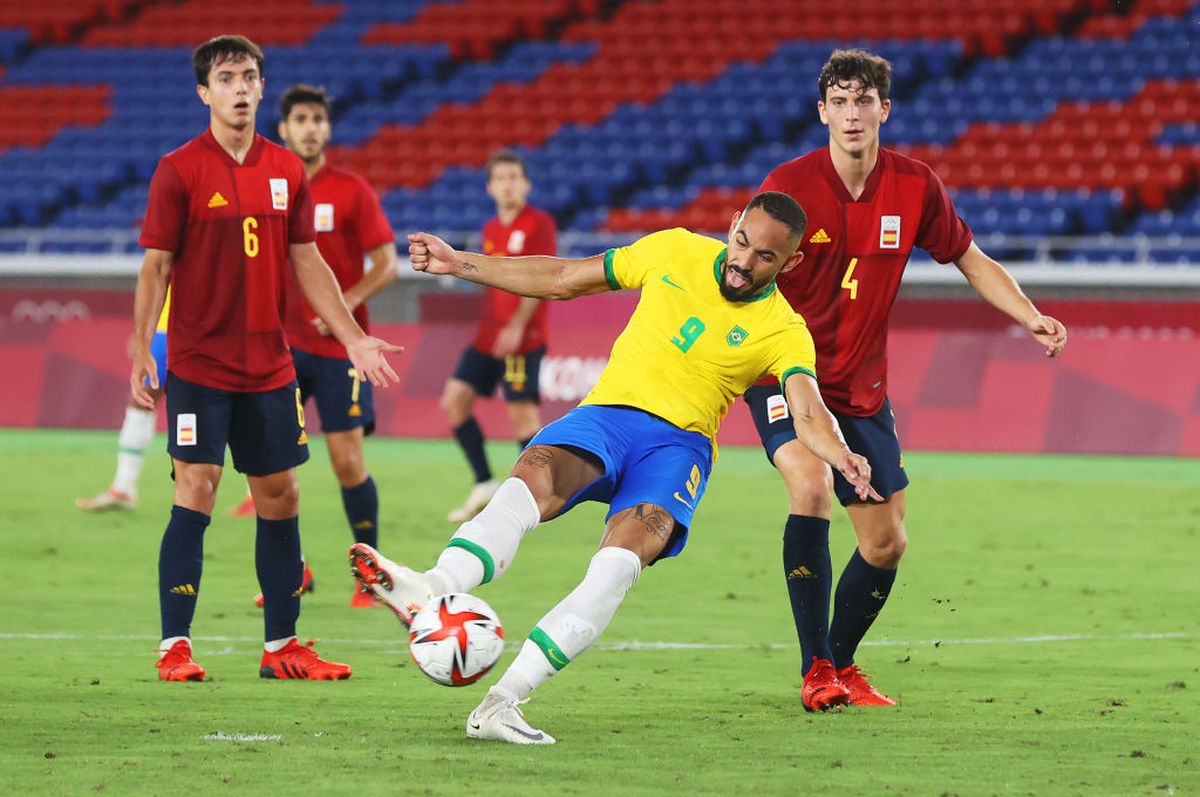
left=408, top=232, right=610, bottom=300
left=955, top=241, right=1067, bottom=358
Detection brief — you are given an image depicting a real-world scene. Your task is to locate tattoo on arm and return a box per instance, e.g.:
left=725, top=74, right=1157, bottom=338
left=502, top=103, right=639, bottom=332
left=633, top=503, right=674, bottom=542
left=458, top=258, right=478, bottom=273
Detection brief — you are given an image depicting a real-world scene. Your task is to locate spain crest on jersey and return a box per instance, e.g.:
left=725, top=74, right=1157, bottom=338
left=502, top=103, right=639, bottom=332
left=270, top=178, right=289, bottom=211
left=880, top=215, right=901, bottom=249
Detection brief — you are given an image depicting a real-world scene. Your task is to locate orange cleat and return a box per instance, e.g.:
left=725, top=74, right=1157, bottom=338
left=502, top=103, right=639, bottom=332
left=801, top=657, right=850, bottom=712
left=76, top=487, right=137, bottom=512
left=838, top=664, right=897, bottom=707
left=156, top=639, right=206, bottom=682
left=259, top=639, right=351, bottom=680
left=253, top=563, right=315, bottom=608
left=226, top=493, right=256, bottom=518
left=349, top=587, right=377, bottom=608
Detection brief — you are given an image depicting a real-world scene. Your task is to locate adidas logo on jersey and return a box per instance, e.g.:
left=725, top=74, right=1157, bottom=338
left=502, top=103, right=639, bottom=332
left=170, top=583, right=197, bottom=595
left=207, top=192, right=229, bottom=209
left=809, top=228, right=831, bottom=244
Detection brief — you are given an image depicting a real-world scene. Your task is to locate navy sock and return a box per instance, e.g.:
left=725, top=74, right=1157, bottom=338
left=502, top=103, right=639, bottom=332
left=256, top=516, right=302, bottom=642
left=159, top=505, right=211, bottom=640
left=341, top=476, right=379, bottom=548
left=829, top=548, right=897, bottom=669
left=452, top=417, right=492, bottom=483
left=782, top=515, right=834, bottom=674
left=517, top=436, right=533, bottom=450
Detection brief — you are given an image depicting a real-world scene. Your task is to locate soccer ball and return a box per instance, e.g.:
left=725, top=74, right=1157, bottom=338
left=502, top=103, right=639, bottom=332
left=408, top=593, right=505, bottom=686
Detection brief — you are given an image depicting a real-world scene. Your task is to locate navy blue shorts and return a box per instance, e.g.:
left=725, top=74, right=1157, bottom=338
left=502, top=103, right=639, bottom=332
left=166, top=371, right=310, bottom=476
left=292, top=347, right=375, bottom=435
left=453, top=345, right=544, bottom=403
left=744, top=385, right=908, bottom=505
left=528, top=405, right=713, bottom=561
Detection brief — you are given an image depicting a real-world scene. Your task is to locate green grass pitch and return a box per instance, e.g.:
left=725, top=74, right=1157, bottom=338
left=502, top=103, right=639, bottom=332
left=1, top=428, right=1197, bottom=795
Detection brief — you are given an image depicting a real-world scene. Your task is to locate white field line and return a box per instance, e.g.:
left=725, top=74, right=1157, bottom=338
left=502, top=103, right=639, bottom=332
left=0, top=630, right=1195, bottom=650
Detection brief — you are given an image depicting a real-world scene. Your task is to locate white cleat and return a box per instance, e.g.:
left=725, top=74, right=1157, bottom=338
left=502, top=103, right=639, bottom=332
left=466, top=687, right=555, bottom=745
left=347, top=543, right=433, bottom=627
left=447, top=479, right=499, bottom=523
left=76, top=487, right=137, bottom=512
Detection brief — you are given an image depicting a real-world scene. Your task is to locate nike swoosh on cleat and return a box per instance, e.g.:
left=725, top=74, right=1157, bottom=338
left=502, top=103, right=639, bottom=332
left=468, top=721, right=481, bottom=731
left=661, top=274, right=685, bottom=290
left=502, top=723, right=544, bottom=741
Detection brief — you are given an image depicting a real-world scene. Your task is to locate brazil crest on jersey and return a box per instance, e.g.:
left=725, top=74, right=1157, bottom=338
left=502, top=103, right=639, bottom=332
left=581, top=228, right=817, bottom=440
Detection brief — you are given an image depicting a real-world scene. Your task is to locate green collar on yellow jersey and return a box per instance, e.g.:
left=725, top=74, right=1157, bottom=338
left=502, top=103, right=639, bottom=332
left=712, top=248, right=776, bottom=303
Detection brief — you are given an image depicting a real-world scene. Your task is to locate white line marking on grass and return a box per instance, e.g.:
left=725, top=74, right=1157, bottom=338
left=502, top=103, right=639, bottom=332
left=1, top=630, right=1196, bottom=649
left=202, top=732, right=282, bottom=742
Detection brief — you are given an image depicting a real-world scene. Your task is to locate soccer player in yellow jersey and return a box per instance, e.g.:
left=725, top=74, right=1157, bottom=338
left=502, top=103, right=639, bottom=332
left=350, top=191, right=879, bottom=744
left=76, top=290, right=172, bottom=511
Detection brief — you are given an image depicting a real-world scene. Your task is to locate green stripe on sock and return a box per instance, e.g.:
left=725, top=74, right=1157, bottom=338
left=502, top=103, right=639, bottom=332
left=445, top=538, right=495, bottom=584
left=528, top=626, right=570, bottom=671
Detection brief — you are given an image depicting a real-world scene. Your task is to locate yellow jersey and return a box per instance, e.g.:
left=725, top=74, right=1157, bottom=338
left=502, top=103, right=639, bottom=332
left=581, top=228, right=816, bottom=439
left=156, top=286, right=171, bottom=333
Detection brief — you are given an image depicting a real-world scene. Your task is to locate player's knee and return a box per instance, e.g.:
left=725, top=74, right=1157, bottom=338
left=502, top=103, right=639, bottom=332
left=861, top=525, right=907, bottom=568
left=174, top=467, right=220, bottom=512
left=255, top=478, right=300, bottom=517
left=777, top=459, right=833, bottom=515
left=330, top=450, right=365, bottom=487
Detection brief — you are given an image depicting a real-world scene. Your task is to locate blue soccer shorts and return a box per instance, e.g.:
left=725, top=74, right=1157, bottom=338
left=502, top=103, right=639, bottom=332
left=146, top=330, right=167, bottom=388
left=453, top=345, right=544, bottom=403
left=528, top=404, right=713, bottom=561
left=166, top=371, right=310, bottom=476
left=744, top=385, right=909, bottom=505
left=292, top=347, right=375, bottom=435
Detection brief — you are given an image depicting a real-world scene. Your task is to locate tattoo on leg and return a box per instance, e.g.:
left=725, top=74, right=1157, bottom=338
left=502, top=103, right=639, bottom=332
left=633, top=503, right=673, bottom=542
left=517, top=446, right=555, bottom=469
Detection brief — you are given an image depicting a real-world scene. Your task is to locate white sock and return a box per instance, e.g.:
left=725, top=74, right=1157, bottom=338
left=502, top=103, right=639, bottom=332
left=159, top=635, right=188, bottom=655
left=426, top=477, right=540, bottom=593
left=264, top=636, right=296, bottom=653
left=496, top=547, right=642, bottom=698
left=113, top=405, right=155, bottom=496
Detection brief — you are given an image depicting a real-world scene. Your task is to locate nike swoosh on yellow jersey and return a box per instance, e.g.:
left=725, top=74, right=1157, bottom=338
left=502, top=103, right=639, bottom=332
left=661, top=274, right=685, bottom=290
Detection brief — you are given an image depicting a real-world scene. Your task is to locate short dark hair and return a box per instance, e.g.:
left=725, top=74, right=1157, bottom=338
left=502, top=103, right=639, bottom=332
left=745, top=191, right=807, bottom=241
left=279, top=83, right=332, bottom=121
left=486, top=149, right=527, bottom=180
left=193, top=34, right=264, bottom=86
left=818, top=48, right=892, bottom=103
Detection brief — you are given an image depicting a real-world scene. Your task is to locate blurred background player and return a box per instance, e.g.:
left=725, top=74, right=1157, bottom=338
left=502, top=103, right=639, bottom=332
left=439, top=150, right=557, bottom=522
left=746, top=49, right=1068, bottom=710
left=239, top=83, right=398, bottom=608
left=75, top=291, right=171, bottom=511
left=135, top=35, right=400, bottom=682
left=352, top=192, right=881, bottom=744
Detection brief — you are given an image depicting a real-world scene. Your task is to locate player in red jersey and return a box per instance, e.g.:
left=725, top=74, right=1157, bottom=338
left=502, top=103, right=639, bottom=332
left=746, top=49, right=1068, bottom=709
left=440, top=150, right=558, bottom=523
left=131, top=35, right=400, bottom=682
left=236, top=84, right=399, bottom=608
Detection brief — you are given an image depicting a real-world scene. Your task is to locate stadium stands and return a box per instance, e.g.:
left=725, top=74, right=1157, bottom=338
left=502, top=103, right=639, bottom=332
left=0, top=0, right=1197, bottom=262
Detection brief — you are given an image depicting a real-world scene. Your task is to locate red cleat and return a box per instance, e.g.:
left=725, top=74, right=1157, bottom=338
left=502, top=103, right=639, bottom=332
left=226, top=493, right=256, bottom=518
left=838, top=664, right=897, bottom=707
left=253, top=563, right=315, bottom=607
left=349, top=587, right=377, bottom=608
left=259, top=639, right=352, bottom=680
left=801, top=657, right=850, bottom=712
left=156, top=639, right=206, bottom=682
